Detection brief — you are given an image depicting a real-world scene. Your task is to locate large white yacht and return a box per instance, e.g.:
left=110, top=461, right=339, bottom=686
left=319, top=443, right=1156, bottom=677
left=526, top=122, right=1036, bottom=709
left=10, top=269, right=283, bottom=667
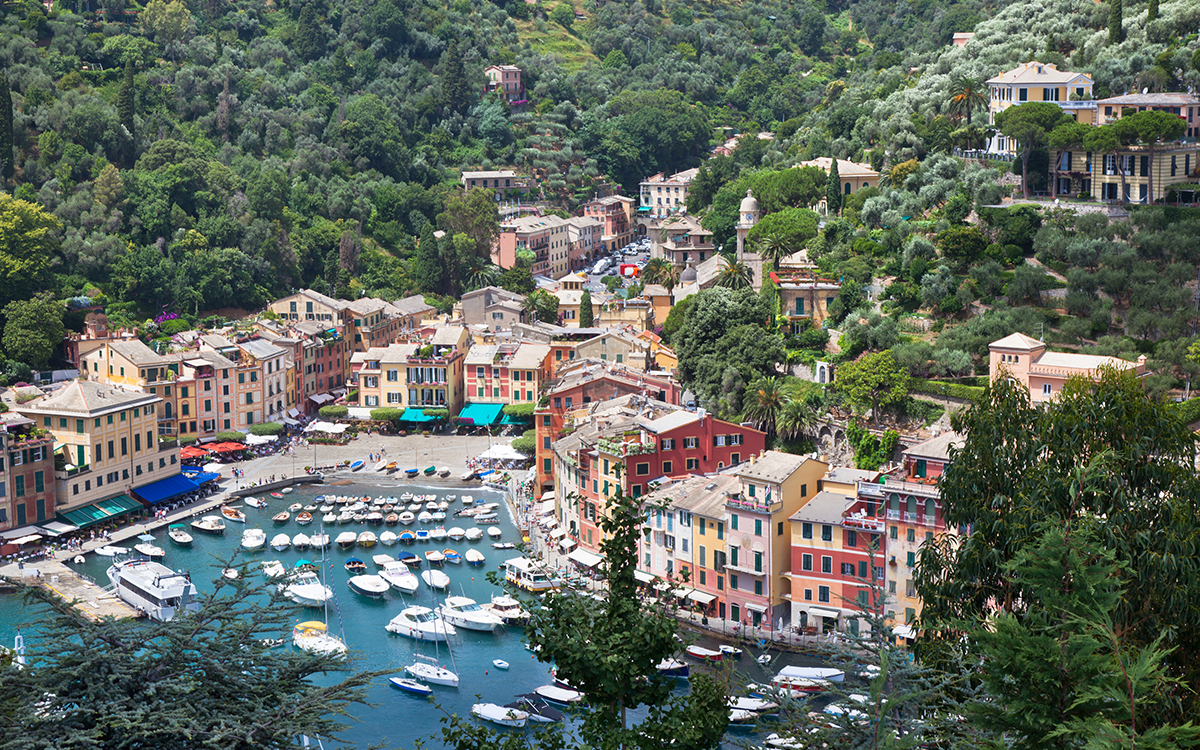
left=106, top=558, right=201, bottom=622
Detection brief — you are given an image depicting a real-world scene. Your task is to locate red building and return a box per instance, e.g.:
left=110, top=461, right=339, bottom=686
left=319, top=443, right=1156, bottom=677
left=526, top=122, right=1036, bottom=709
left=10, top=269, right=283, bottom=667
left=1, top=415, right=57, bottom=555
left=582, top=195, right=635, bottom=253
left=534, top=358, right=681, bottom=496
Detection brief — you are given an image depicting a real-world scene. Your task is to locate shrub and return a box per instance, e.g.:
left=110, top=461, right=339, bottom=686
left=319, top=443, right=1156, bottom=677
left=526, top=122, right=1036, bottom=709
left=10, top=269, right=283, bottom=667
left=502, top=403, right=535, bottom=419
left=1172, top=398, right=1200, bottom=427
left=215, top=431, right=247, bottom=442
left=421, top=408, right=448, bottom=420
left=908, top=378, right=985, bottom=403
left=369, top=408, right=405, bottom=422
left=248, top=422, right=283, bottom=436
left=318, top=405, right=349, bottom=420
left=510, top=435, right=536, bottom=454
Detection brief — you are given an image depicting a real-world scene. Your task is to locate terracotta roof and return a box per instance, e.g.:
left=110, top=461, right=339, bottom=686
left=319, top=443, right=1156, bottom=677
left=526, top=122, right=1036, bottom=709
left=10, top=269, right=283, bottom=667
left=989, top=332, right=1045, bottom=351
left=986, top=61, right=1092, bottom=86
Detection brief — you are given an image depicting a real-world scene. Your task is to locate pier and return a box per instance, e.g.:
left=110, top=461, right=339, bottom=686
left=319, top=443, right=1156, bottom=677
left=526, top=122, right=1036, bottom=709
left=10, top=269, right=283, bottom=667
left=6, top=560, right=138, bottom=621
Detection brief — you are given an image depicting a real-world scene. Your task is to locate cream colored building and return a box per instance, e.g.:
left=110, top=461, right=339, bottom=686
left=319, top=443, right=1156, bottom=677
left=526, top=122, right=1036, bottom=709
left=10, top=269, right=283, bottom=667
left=18, top=381, right=179, bottom=512
left=639, top=168, right=699, bottom=218
left=796, top=157, right=880, bottom=200
left=986, top=61, right=1096, bottom=154
left=988, top=332, right=1146, bottom=402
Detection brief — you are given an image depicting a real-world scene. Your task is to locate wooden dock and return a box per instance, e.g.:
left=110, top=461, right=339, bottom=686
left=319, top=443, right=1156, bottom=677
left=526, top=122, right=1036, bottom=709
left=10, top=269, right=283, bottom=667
left=15, top=561, right=138, bottom=621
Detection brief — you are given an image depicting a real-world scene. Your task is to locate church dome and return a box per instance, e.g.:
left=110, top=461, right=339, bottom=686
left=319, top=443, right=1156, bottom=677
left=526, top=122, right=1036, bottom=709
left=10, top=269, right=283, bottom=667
left=680, top=264, right=698, bottom=284
left=739, top=190, right=760, bottom=214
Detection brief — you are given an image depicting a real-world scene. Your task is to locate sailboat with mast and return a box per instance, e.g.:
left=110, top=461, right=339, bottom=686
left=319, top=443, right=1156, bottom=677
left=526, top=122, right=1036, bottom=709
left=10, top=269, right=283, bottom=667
left=293, top=526, right=348, bottom=656
left=403, top=590, right=461, bottom=687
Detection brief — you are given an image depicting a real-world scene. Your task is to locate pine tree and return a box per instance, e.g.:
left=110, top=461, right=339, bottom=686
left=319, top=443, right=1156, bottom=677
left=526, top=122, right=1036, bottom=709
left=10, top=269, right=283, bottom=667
left=826, top=157, right=843, bottom=215
left=440, top=40, right=469, bottom=115
left=293, top=6, right=324, bottom=61
left=579, top=288, right=594, bottom=327
left=0, top=71, right=13, bottom=183
left=1108, top=0, right=1123, bottom=44
left=1147, top=0, right=1158, bottom=21
left=118, top=63, right=135, bottom=166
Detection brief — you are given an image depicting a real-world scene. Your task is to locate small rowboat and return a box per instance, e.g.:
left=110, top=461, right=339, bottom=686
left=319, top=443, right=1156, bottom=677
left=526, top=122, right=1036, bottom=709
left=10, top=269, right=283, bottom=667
left=493, top=659, right=509, bottom=670
left=374, top=460, right=388, bottom=472
left=443, top=549, right=462, bottom=564
left=270, top=492, right=284, bottom=498
left=685, top=645, right=723, bottom=662
left=272, top=512, right=290, bottom=524
left=223, top=568, right=239, bottom=580
left=720, top=645, right=743, bottom=657
left=296, top=512, right=313, bottom=526
left=465, top=549, right=485, bottom=567
left=423, top=466, right=437, bottom=476
left=344, top=558, right=367, bottom=573
left=288, top=503, right=303, bottom=512
left=405, top=468, right=420, bottom=477
left=168, top=524, right=193, bottom=547
left=390, top=677, right=433, bottom=696
left=221, top=506, right=246, bottom=523
left=350, top=460, right=365, bottom=471
left=386, top=462, right=398, bottom=473
left=385, top=513, right=400, bottom=525
left=425, top=550, right=445, bottom=566
left=245, top=497, right=266, bottom=508
left=438, top=467, right=450, bottom=477
left=281, top=487, right=294, bottom=494
left=398, top=551, right=421, bottom=567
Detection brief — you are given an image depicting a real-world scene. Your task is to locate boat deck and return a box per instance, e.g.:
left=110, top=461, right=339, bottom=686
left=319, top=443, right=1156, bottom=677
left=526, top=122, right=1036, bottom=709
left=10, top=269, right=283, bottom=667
left=17, top=560, right=139, bottom=621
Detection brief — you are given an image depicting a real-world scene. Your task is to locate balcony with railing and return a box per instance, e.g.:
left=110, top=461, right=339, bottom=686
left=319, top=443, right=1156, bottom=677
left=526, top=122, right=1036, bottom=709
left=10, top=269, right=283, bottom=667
left=597, top=436, right=657, bottom=456
left=725, top=493, right=780, bottom=514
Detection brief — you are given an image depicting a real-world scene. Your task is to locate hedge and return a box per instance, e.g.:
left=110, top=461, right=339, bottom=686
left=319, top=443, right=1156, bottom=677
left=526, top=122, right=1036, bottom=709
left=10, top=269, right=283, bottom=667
left=1171, top=398, right=1200, bottom=427
left=248, top=422, right=283, bottom=436
left=370, top=408, right=406, bottom=422
left=502, top=403, right=535, bottom=419
left=909, top=378, right=986, bottom=403
left=318, top=405, right=349, bottom=420
left=422, top=408, right=448, bottom=420
left=510, top=436, right=536, bottom=455
left=215, top=430, right=247, bottom=442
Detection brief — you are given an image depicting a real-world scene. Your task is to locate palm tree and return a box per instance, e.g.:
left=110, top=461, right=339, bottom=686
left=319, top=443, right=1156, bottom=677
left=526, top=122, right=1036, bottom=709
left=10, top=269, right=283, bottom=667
left=777, top=394, right=819, bottom=442
left=742, top=376, right=790, bottom=437
left=462, top=261, right=501, bottom=292
left=715, top=255, right=753, bottom=290
left=948, top=75, right=988, bottom=128
left=754, top=232, right=794, bottom=273
left=661, top=265, right=680, bottom=294
left=641, top=257, right=672, bottom=287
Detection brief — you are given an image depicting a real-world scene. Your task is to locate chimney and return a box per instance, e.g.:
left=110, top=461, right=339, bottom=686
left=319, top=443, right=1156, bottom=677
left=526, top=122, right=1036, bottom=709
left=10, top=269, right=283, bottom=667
left=749, top=453, right=756, bottom=465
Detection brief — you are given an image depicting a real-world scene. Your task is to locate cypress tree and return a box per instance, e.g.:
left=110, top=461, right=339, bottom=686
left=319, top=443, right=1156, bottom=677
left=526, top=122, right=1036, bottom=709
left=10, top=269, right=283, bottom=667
left=826, top=157, right=843, bottom=215
left=1147, top=0, right=1158, bottom=22
left=579, top=289, right=594, bottom=327
left=118, top=63, right=135, bottom=165
left=0, top=71, right=13, bottom=182
left=412, top=223, right=445, bottom=294
left=440, top=40, right=469, bottom=115
left=1108, top=0, right=1123, bottom=45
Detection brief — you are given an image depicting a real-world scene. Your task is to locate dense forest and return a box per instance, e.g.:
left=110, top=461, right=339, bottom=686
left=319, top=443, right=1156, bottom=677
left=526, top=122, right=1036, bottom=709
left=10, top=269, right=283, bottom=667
left=1, top=0, right=1199, bottom=393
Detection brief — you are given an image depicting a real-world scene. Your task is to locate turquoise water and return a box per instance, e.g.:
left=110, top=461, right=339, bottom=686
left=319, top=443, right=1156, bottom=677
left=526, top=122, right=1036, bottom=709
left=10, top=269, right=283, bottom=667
left=0, top=479, right=829, bottom=748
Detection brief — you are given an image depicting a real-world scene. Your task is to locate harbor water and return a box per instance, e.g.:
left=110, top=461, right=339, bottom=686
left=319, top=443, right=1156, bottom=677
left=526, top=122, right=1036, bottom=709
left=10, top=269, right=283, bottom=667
left=0, top=478, right=833, bottom=748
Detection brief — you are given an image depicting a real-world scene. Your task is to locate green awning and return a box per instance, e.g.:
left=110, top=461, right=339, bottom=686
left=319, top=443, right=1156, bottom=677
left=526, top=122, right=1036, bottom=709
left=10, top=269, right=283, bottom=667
left=456, top=403, right=505, bottom=426
left=500, top=412, right=529, bottom=425
left=400, top=408, right=437, bottom=423
left=58, top=494, right=143, bottom=528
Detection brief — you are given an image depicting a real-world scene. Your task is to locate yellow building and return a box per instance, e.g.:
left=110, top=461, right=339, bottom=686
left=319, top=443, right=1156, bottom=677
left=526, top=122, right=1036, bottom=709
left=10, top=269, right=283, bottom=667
left=986, top=61, right=1095, bottom=154
left=1049, top=141, right=1200, bottom=203
left=795, top=157, right=880, bottom=200
left=19, top=381, right=180, bottom=513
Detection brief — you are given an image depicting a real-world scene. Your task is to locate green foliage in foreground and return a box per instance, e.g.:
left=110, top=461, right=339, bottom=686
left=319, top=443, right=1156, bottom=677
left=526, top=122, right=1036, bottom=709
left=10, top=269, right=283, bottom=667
left=246, top=422, right=283, bottom=436
left=0, top=568, right=380, bottom=749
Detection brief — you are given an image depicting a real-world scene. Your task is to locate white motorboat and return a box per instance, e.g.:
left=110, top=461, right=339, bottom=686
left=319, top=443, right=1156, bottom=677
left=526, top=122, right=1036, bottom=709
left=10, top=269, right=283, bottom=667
left=309, top=532, right=330, bottom=549
left=94, top=545, right=128, bottom=557
left=288, top=502, right=303, bottom=512
left=260, top=560, right=287, bottom=579
left=447, top=527, right=466, bottom=541
left=533, top=684, right=582, bottom=705
left=464, top=549, right=486, bottom=567
left=486, top=527, right=502, bottom=540
left=282, top=487, right=294, bottom=494
left=730, top=696, right=780, bottom=714
left=378, top=560, right=420, bottom=594
left=482, top=594, right=531, bottom=625
left=764, top=734, right=803, bottom=749
left=347, top=574, right=389, bottom=598
left=406, top=654, right=459, bottom=687
left=464, top=528, right=483, bottom=541
left=323, top=513, right=338, bottom=525
left=493, top=659, right=509, bottom=670
left=385, top=606, right=456, bottom=641
left=373, top=553, right=396, bottom=567
left=472, top=703, right=527, bottom=728
left=421, top=569, right=450, bottom=590
left=337, top=510, right=356, bottom=524
left=430, top=526, right=448, bottom=540
left=107, top=558, right=200, bottom=622
left=292, top=621, right=347, bottom=656
left=773, top=665, right=845, bottom=682
left=223, top=568, right=239, bottom=580
left=461, top=495, right=474, bottom=506
left=728, top=708, right=757, bottom=724
left=241, top=528, right=267, bottom=551
left=438, top=596, right=505, bottom=632
left=280, top=570, right=334, bottom=606
left=292, top=533, right=311, bottom=549
left=245, top=497, right=266, bottom=508
left=167, top=525, right=193, bottom=546
left=335, top=531, right=358, bottom=550
left=271, top=533, right=291, bottom=551
left=134, top=543, right=165, bottom=559
left=431, top=512, right=446, bottom=523
left=398, top=512, right=415, bottom=525
left=190, top=515, right=225, bottom=535
left=379, top=531, right=398, bottom=546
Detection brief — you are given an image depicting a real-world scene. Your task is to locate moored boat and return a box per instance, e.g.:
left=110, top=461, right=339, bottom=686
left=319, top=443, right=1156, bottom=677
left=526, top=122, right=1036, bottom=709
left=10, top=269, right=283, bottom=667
left=389, top=677, right=433, bottom=696
left=357, top=531, right=378, bottom=548
left=421, top=569, right=450, bottom=590
left=133, top=543, right=165, bottom=559
left=379, top=530, right=398, bottom=546
left=292, top=533, right=311, bottom=549
left=335, top=531, right=358, bottom=550
left=292, top=621, right=347, bottom=656
left=481, top=594, right=530, bottom=625
left=657, top=658, right=691, bottom=678
left=344, top=557, right=367, bottom=573
left=505, top=696, right=564, bottom=724
left=241, top=528, right=267, bottom=551
left=379, top=560, right=420, bottom=594
left=397, top=551, right=421, bottom=567
left=685, top=645, right=723, bottom=662
left=464, top=549, right=486, bottom=567
left=533, top=684, right=582, bottom=705
left=347, top=574, right=389, bottom=598
left=221, top=506, right=247, bottom=523
left=296, top=512, right=313, bottom=526
left=464, top=528, right=484, bottom=541
left=437, top=596, right=504, bottom=632
left=107, top=558, right=199, bottom=622
left=385, top=605, right=455, bottom=641
left=270, top=533, right=291, bottom=551
left=425, top=550, right=445, bottom=567
left=471, top=703, right=527, bottom=728
left=280, top=571, right=333, bottom=606
left=443, top=549, right=462, bottom=564
left=167, top=524, right=193, bottom=547
left=405, top=654, right=459, bottom=687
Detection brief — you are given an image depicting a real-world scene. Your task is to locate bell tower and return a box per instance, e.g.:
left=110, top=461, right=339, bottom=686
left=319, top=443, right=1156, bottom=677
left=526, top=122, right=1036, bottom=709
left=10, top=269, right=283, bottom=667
left=735, top=190, right=763, bottom=290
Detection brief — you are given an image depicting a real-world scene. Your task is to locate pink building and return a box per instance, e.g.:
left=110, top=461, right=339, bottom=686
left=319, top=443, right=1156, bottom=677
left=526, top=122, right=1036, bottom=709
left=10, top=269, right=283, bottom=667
left=483, top=65, right=524, bottom=103
left=988, top=332, right=1146, bottom=403
left=582, top=196, right=635, bottom=253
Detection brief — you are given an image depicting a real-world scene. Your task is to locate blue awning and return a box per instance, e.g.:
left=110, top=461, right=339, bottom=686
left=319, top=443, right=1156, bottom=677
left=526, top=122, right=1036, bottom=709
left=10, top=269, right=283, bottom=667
left=190, top=471, right=220, bottom=484
left=132, top=474, right=201, bottom=505
left=400, top=407, right=437, bottom=423
left=456, top=403, right=505, bottom=426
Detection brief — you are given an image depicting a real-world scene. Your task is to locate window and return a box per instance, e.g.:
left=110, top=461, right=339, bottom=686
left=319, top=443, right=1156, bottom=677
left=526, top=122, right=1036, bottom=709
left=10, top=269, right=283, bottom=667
left=662, top=461, right=672, bottom=474
left=777, top=521, right=783, bottom=536
left=730, top=546, right=738, bottom=567
left=841, top=563, right=855, bottom=576
left=754, top=580, right=762, bottom=596
left=754, top=519, right=762, bottom=536
left=821, top=525, right=832, bottom=542
left=905, top=608, right=916, bottom=624
left=906, top=579, right=916, bottom=597
left=683, top=437, right=698, bottom=449
left=14, top=476, right=24, bottom=497
left=731, top=514, right=738, bottom=531
left=730, top=575, right=738, bottom=590
left=754, top=551, right=763, bottom=573
left=907, top=528, right=915, bottom=543
left=1018, top=87, right=1028, bottom=101
left=847, top=530, right=857, bottom=547
left=821, top=556, right=832, bottom=574
left=802, top=522, right=812, bottom=539
left=635, top=462, right=649, bottom=476
left=699, top=546, right=706, bottom=567
left=717, top=576, right=724, bottom=591
left=906, top=551, right=916, bottom=567
left=818, top=586, right=830, bottom=603
left=661, top=438, right=675, bottom=450
left=890, top=525, right=898, bottom=539
left=685, top=458, right=699, bottom=470
left=543, top=458, right=551, bottom=474
left=889, top=580, right=897, bottom=594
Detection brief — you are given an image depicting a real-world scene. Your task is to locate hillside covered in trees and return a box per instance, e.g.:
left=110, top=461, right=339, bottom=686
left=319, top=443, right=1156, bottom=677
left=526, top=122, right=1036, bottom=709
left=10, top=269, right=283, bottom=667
left=1, top=0, right=1199, bottom=386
